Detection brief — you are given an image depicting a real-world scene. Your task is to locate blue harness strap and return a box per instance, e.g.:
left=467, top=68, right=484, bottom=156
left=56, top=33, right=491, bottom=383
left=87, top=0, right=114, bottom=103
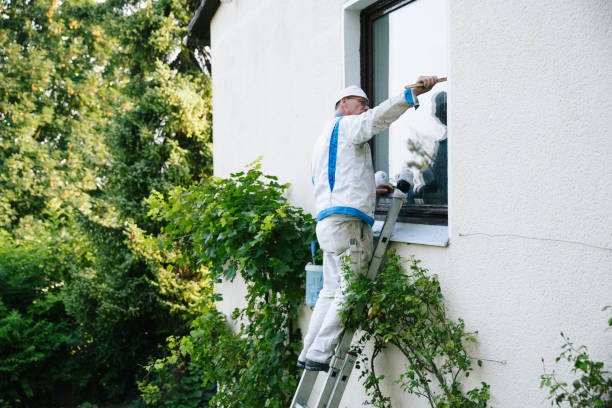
left=319, top=115, right=375, bottom=226
left=328, top=118, right=341, bottom=192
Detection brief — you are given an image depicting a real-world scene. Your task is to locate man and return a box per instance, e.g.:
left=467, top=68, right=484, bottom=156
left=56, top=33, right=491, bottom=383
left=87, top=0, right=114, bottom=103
left=298, top=76, right=440, bottom=371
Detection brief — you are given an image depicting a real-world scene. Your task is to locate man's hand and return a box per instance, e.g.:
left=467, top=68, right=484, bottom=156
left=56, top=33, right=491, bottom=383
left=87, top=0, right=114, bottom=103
left=412, top=76, right=439, bottom=97
left=376, top=183, right=393, bottom=196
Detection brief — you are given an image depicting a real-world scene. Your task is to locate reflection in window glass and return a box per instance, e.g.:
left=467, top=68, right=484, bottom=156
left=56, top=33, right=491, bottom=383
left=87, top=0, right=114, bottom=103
left=371, top=0, right=448, bottom=206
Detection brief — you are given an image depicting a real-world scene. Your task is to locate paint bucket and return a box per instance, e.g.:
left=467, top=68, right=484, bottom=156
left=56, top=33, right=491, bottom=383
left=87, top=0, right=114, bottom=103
left=305, top=263, right=323, bottom=307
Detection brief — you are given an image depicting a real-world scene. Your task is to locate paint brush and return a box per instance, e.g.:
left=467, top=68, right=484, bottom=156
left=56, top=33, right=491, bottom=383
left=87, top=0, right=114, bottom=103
left=404, top=76, right=447, bottom=89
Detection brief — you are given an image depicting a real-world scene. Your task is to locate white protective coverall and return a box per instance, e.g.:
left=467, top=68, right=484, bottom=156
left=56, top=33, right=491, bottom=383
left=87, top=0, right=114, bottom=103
left=299, top=90, right=417, bottom=365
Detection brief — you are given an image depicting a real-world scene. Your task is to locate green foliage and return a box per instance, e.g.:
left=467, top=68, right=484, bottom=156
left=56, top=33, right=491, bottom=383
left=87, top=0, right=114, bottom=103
left=141, top=163, right=316, bottom=406
left=149, top=160, right=313, bottom=300
left=60, top=219, right=209, bottom=401
left=105, top=64, right=212, bottom=228
left=540, top=308, right=612, bottom=407
left=105, top=0, right=213, bottom=230
left=138, top=309, right=230, bottom=407
left=0, top=0, right=117, bottom=227
left=0, top=224, right=89, bottom=405
left=0, top=0, right=212, bottom=404
left=341, top=252, right=490, bottom=407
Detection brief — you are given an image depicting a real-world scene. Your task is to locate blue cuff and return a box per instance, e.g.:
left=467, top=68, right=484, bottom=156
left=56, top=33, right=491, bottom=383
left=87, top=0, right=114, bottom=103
left=404, top=88, right=419, bottom=109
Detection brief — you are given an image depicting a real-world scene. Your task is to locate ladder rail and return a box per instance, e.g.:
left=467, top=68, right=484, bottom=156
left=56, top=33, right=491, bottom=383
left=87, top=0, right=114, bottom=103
left=290, top=370, right=318, bottom=407
left=326, top=351, right=357, bottom=407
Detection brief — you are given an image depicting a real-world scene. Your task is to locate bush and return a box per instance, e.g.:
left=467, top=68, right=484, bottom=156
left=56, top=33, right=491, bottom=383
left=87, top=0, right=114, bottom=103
left=140, top=162, right=316, bottom=406
left=0, top=226, right=85, bottom=405
left=540, top=307, right=612, bottom=407
left=341, top=252, right=490, bottom=407
left=138, top=310, right=230, bottom=407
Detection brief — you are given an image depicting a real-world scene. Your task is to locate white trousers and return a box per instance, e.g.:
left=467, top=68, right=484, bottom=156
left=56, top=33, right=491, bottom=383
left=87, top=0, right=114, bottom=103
left=299, top=215, right=373, bottom=364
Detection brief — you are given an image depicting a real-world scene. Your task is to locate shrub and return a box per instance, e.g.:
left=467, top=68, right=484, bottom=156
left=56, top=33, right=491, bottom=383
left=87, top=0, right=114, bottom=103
left=341, top=252, right=490, bottom=407
left=540, top=307, right=612, bottom=407
left=140, top=162, right=316, bottom=406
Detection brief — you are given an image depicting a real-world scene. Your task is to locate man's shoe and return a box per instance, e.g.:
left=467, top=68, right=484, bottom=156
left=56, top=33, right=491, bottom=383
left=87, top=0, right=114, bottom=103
left=296, top=360, right=306, bottom=370
left=305, top=359, right=330, bottom=372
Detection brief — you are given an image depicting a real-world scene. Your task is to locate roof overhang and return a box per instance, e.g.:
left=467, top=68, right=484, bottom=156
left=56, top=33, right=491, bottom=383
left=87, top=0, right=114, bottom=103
left=186, top=0, right=220, bottom=47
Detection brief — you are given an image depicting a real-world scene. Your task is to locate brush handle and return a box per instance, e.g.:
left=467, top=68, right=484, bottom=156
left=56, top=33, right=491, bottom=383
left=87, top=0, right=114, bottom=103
left=404, top=76, right=447, bottom=89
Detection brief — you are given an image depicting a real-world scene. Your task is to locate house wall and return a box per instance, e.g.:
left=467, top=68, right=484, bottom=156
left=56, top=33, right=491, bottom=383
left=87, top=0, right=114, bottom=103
left=209, top=0, right=612, bottom=406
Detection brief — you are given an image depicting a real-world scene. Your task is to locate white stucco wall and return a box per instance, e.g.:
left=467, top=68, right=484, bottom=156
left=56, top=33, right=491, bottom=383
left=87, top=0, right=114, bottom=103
left=210, top=0, right=342, bottom=211
left=209, top=0, right=612, bottom=406
left=446, top=2, right=612, bottom=406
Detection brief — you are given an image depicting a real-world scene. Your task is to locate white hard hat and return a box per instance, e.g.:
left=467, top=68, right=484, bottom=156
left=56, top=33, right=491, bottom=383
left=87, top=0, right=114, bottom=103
left=336, top=85, right=368, bottom=106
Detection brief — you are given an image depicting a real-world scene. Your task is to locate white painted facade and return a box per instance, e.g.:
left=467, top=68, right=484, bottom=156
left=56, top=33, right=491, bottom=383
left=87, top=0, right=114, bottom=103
left=207, top=0, right=612, bottom=406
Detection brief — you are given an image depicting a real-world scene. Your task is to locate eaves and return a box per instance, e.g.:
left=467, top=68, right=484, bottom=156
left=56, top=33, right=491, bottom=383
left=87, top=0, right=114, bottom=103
left=186, top=0, right=221, bottom=47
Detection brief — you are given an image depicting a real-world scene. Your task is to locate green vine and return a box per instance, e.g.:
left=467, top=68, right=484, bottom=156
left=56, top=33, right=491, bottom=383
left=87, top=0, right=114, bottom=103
left=540, top=307, right=612, bottom=407
left=139, top=161, right=316, bottom=407
left=341, top=251, right=490, bottom=407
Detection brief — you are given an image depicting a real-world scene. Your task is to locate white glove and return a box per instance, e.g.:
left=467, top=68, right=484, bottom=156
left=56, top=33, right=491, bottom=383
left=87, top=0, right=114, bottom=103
left=375, top=170, right=389, bottom=186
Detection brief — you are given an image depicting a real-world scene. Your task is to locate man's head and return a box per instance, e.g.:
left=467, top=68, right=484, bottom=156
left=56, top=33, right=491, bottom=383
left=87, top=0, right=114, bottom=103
left=335, top=85, right=369, bottom=116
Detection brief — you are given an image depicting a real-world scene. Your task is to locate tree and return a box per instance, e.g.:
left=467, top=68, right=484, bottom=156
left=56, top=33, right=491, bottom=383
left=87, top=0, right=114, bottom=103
left=0, top=0, right=212, bottom=404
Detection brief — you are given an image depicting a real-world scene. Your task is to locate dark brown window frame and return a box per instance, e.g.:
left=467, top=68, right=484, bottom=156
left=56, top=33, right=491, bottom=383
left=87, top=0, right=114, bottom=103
left=361, top=0, right=448, bottom=226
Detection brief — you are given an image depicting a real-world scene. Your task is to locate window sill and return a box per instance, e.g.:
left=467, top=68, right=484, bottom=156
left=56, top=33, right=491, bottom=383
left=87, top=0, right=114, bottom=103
left=372, top=221, right=449, bottom=247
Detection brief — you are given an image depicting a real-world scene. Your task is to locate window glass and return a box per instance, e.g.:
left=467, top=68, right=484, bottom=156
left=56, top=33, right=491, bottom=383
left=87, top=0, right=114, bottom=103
left=365, top=0, right=449, bottom=223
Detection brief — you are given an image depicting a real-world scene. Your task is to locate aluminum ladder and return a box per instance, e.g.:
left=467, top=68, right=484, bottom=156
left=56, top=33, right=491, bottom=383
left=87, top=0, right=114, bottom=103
left=290, top=186, right=406, bottom=408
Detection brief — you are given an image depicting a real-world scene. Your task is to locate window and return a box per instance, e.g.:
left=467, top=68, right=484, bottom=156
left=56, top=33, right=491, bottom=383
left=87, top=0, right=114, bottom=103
left=361, top=0, right=449, bottom=226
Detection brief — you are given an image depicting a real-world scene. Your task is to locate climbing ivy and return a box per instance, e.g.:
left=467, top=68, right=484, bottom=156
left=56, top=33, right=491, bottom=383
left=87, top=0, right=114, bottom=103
left=141, top=161, right=316, bottom=407
left=341, top=251, right=491, bottom=407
